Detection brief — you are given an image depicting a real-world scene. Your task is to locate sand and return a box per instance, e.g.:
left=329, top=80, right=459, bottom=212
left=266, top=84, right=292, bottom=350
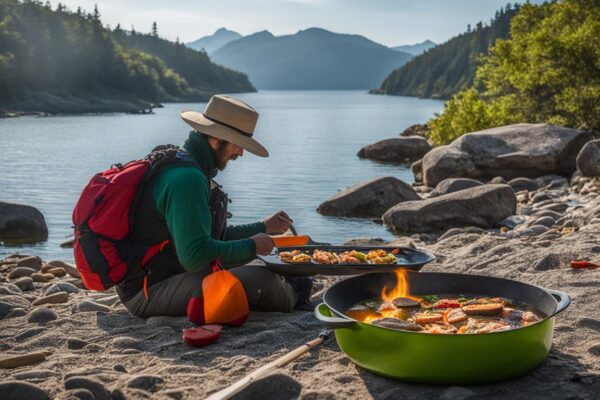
left=1, top=178, right=599, bottom=399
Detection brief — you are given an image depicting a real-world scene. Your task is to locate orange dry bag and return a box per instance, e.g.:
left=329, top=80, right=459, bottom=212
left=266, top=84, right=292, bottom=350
left=187, top=259, right=249, bottom=326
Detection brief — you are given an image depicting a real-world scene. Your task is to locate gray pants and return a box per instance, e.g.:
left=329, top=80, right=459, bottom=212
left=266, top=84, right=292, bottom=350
left=122, top=263, right=298, bottom=318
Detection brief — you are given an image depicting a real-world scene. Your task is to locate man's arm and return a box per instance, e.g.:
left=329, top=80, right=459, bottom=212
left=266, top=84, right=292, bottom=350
left=224, top=222, right=266, bottom=241
left=154, top=167, right=256, bottom=272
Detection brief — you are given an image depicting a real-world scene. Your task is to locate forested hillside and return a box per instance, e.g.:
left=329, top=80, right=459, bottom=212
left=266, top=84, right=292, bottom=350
left=377, top=4, right=519, bottom=99
left=0, top=0, right=254, bottom=115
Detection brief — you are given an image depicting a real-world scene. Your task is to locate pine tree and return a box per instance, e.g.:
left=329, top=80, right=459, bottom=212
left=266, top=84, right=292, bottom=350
left=152, top=21, right=158, bottom=37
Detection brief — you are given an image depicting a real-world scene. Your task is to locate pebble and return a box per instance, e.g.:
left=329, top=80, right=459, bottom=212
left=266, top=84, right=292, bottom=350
left=113, top=364, right=127, bottom=373
left=533, top=216, right=556, bottom=228
left=15, top=327, right=45, bottom=341
left=111, top=336, right=143, bottom=350
left=0, top=381, right=50, bottom=400
left=44, top=282, right=80, bottom=296
left=529, top=225, right=549, bottom=235
left=33, top=292, right=69, bottom=306
left=42, top=273, right=56, bottom=281
left=531, top=210, right=562, bottom=220
left=76, top=301, right=110, bottom=313
left=13, top=276, right=34, bottom=291
left=0, top=352, right=46, bottom=369
left=531, top=192, right=553, bottom=203
left=537, top=202, right=568, bottom=213
left=27, top=308, right=58, bottom=324
left=67, top=338, right=89, bottom=350
left=532, top=254, right=562, bottom=271
left=63, top=389, right=95, bottom=400
left=126, top=375, right=165, bottom=392
left=0, top=300, right=16, bottom=319
left=0, top=294, right=31, bottom=308
left=40, top=264, right=51, bottom=273
left=519, top=206, right=533, bottom=215
left=31, top=273, right=48, bottom=283
left=532, top=199, right=554, bottom=209
left=12, top=369, right=57, bottom=382
left=48, top=261, right=81, bottom=279
left=508, top=177, right=539, bottom=192
left=7, top=266, right=36, bottom=279
left=16, top=256, right=43, bottom=270
left=64, top=376, right=111, bottom=400
left=0, top=284, right=21, bottom=295
left=440, top=386, right=477, bottom=400
left=496, top=215, right=526, bottom=229
left=47, top=267, right=66, bottom=277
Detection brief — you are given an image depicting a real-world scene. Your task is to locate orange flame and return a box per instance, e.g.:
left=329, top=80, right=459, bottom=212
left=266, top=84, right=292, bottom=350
left=381, top=268, right=421, bottom=303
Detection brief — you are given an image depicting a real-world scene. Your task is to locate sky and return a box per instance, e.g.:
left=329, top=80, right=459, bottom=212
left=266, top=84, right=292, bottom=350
left=57, top=0, right=540, bottom=47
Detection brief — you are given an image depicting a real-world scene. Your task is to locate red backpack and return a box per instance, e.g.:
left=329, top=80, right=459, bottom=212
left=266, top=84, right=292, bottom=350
left=72, top=146, right=188, bottom=291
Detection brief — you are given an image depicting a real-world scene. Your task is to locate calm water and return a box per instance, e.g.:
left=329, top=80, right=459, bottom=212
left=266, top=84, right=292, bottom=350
left=0, top=91, right=442, bottom=261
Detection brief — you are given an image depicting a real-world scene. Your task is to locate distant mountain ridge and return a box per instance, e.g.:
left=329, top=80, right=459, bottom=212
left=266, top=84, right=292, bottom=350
left=392, top=40, right=436, bottom=56
left=186, top=28, right=242, bottom=54
left=210, top=27, right=413, bottom=90
left=376, top=5, right=520, bottom=99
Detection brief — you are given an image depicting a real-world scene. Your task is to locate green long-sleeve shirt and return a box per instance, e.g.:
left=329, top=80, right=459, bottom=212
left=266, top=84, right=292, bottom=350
left=152, top=132, right=265, bottom=272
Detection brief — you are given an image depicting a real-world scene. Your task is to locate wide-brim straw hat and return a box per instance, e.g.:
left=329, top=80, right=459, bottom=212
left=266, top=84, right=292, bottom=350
left=180, top=95, right=268, bottom=157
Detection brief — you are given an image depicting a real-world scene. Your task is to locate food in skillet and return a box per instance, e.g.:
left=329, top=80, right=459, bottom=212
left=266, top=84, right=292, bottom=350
left=279, top=250, right=312, bottom=263
left=312, top=250, right=338, bottom=265
left=277, top=248, right=400, bottom=264
left=346, top=295, right=543, bottom=335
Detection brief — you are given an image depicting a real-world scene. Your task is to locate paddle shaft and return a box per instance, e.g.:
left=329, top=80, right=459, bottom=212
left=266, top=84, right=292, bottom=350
left=206, top=333, right=328, bottom=400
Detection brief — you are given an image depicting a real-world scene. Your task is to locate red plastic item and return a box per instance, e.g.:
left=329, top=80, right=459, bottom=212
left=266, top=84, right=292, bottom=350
left=571, top=260, right=600, bottom=270
left=182, top=325, right=223, bottom=347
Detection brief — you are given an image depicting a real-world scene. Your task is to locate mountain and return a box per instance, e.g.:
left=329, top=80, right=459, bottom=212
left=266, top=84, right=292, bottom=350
left=211, top=28, right=413, bottom=90
left=391, top=40, right=436, bottom=56
left=186, top=28, right=242, bottom=54
left=377, top=5, right=520, bottom=99
left=0, top=1, right=254, bottom=115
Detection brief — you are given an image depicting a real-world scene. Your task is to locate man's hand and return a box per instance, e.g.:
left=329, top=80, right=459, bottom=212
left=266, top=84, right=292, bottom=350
left=263, top=211, right=293, bottom=235
left=251, top=233, right=275, bottom=255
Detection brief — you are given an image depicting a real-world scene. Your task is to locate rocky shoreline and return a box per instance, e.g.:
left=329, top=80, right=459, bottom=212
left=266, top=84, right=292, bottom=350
left=1, top=123, right=599, bottom=399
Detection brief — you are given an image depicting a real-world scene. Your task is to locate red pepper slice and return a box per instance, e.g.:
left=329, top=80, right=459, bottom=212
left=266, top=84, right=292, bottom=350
left=571, top=260, right=600, bottom=270
left=182, top=325, right=222, bottom=347
left=433, top=299, right=461, bottom=309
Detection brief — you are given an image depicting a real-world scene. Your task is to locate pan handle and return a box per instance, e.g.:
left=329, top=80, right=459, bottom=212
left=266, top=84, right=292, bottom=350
left=546, top=288, right=571, bottom=315
left=314, top=303, right=356, bottom=329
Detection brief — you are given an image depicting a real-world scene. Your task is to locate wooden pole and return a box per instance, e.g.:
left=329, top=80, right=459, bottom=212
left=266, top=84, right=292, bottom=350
left=206, top=331, right=330, bottom=400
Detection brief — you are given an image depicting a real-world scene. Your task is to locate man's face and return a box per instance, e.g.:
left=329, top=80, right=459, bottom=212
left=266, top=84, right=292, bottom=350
left=214, top=140, right=244, bottom=170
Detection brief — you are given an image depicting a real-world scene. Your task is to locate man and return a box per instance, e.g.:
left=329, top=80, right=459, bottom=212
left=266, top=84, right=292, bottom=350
left=116, top=95, right=312, bottom=317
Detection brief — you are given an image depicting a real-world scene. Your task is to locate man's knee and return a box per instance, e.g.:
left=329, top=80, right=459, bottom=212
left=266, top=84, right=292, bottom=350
left=230, top=266, right=297, bottom=312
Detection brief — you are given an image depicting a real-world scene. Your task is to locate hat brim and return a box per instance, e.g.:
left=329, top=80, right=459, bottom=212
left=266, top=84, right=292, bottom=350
left=180, top=111, right=269, bottom=158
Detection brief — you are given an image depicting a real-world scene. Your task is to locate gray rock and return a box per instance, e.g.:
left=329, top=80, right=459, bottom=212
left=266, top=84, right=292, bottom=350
left=126, top=375, right=165, bottom=392
left=0, top=300, right=17, bottom=319
left=508, top=177, right=540, bottom=192
left=536, top=202, right=568, bottom=213
left=489, top=176, right=507, bottom=184
left=531, top=192, right=553, bottom=203
left=532, top=216, right=556, bottom=228
left=12, top=277, right=34, bottom=292
left=318, top=177, right=420, bottom=218
left=400, top=123, right=428, bottom=138
left=64, top=377, right=110, bottom=400
left=113, top=364, right=127, bottom=373
left=43, top=282, right=80, bottom=295
left=0, top=202, right=48, bottom=245
left=0, top=381, right=50, bottom=400
left=12, top=369, right=57, bottom=382
left=519, top=206, right=533, bottom=215
left=0, top=294, right=31, bottom=308
left=429, top=178, right=482, bottom=197
left=48, top=260, right=81, bottom=279
left=496, top=215, right=526, bottom=229
left=440, top=386, right=477, bottom=400
left=76, top=301, right=110, bottom=313
left=16, top=256, right=43, bottom=270
left=532, top=253, right=562, bottom=271
left=64, top=389, right=95, bottom=400
left=7, top=266, right=36, bottom=279
left=67, top=338, right=90, bottom=350
left=357, top=136, right=432, bottom=162
left=412, top=159, right=423, bottom=182
left=28, top=308, right=58, bottom=324
left=438, top=227, right=486, bottom=241
left=421, top=123, right=592, bottom=187
left=528, top=225, right=549, bottom=235
left=532, top=210, right=562, bottom=220
left=383, top=184, right=516, bottom=233
left=576, top=139, right=600, bottom=177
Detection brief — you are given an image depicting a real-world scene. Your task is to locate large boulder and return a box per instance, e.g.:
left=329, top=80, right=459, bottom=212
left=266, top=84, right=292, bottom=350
left=422, top=123, right=592, bottom=187
left=357, top=137, right=432, bottom=163
left=383, top=184, right=516, bottom=233
left=576, top=139, right=600, bottom=177
left=0, top=202, right=48, bottom=244
left=317, top=177, right=421, bottom=218
left=429, top=178, right=482, bottom=197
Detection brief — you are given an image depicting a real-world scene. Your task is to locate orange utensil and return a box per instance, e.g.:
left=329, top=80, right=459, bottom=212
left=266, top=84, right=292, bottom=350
left=272, top=235, right=310, bottom=247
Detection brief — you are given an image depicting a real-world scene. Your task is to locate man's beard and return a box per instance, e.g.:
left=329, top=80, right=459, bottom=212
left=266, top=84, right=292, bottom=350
left=215, top=141, right=231, bottom=171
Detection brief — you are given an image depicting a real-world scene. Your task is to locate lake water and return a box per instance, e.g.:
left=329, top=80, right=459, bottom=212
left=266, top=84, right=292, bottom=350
left=0, top=91, right=443, bottom=261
